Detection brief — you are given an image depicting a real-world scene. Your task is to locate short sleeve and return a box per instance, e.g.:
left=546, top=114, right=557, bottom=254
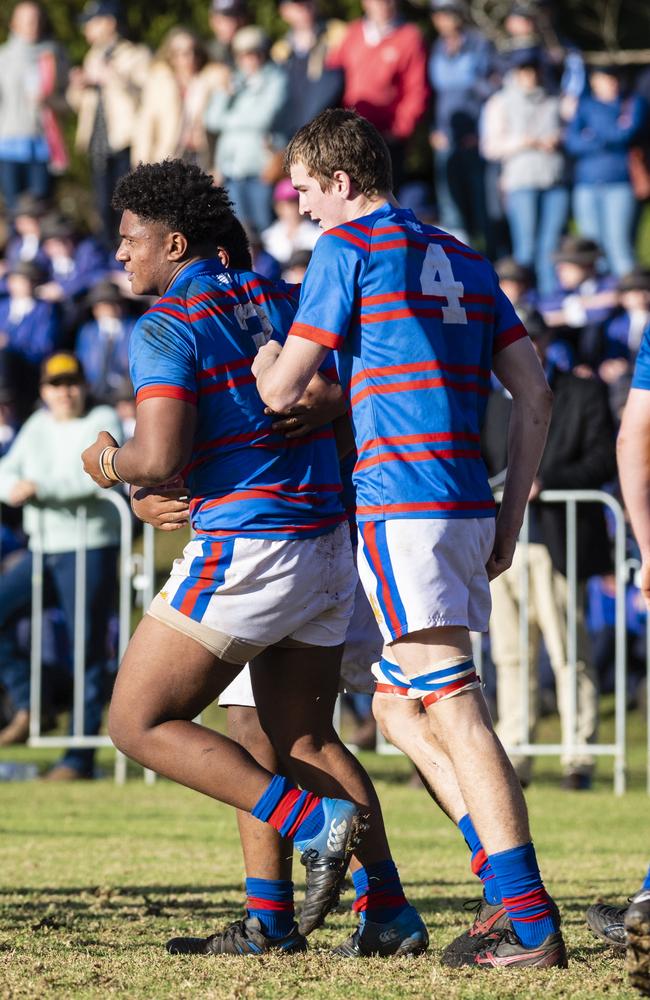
left=632, top=325, right=650, bottom=391
left=289, top=232, right=364, bottom=351
left=129, top=307, right=198, bottom=406
left=492, top=284, right=528, bottom=355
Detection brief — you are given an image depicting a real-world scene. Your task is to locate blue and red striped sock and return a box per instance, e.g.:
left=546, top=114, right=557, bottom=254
left=352, top=860, right=409, bottom=924
left=642, top=864, right=650, bottom=891
left=245, top=877, right=294, bottom=939
left=458, top=813, right=501, bottom=905
left=488, top=842, right=558, bottom=948
left=251, top=775, right=324, bottom=841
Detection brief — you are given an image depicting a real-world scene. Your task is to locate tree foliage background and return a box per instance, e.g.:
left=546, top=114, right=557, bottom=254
left=1, top=0, right=649, bottom=56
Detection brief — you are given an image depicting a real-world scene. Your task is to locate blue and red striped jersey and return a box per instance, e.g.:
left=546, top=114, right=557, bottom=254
left=129, top=259, right=346, bottom=538
left=289, top=203, right=527, bottom=521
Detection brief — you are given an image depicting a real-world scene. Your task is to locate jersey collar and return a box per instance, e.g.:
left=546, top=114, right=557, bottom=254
left=167, top=257, right=228, bottom=293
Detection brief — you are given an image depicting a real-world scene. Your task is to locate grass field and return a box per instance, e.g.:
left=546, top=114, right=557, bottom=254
left=1, top=700, right=648, bottom=999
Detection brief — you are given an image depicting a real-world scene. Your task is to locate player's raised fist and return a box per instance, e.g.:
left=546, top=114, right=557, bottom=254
left=82, top=430, right=120, bottom=489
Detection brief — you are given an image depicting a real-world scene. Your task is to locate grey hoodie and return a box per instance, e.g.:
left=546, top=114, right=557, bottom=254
left=481, top=80, right=566, bottom=191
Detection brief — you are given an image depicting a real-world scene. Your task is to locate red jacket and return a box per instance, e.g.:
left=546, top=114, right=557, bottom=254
left=327, top=20, right=429, bottom=140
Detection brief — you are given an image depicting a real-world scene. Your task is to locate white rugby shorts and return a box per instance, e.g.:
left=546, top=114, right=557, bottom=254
left=148, top=523, right=356, bottom=665
left=219, top=573, right=383, bottom=706
left=356, top=517, right=496, bottom=643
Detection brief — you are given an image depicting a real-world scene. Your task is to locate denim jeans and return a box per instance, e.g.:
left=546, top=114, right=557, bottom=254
left=505, top=186, right=570, bottom=297
left=0, top=158, right=51, bottom=210
left=573, top=182, right=638, bottom=277
left=225, top=176, right=273, bottom=234
left=0, top=545, right=118, bottom=775
left=434, top=146, right=488, bottom=249
left=91, top=148, right=131, bottom=248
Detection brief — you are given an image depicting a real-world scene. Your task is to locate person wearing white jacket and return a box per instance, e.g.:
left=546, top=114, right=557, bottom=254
left=0, top=352, right=122, bottom=778
left=481, top=48, right=568, bottom=296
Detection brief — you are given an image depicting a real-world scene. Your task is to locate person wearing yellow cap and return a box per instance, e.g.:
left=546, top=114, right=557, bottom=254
left=0, top=351, right=122, bottom=778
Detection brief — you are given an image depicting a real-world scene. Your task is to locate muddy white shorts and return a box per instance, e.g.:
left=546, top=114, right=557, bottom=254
left=356, top=517, right=496, bottom=643
left=148, top=523, right=356, bottom=666
left=219, top=573, right=383, bottom=706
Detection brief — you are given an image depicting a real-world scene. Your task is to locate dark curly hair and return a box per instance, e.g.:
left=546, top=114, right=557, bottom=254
left=218, top=214, right=252, bottom=270
left=112, top=160, right=242, bottom=251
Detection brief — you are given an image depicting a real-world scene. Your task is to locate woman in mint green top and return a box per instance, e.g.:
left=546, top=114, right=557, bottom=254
left=0, top=352, right=123, bottom=779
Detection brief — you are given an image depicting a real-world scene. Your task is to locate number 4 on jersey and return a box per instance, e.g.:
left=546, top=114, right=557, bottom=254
left=420, top=243, right=468, bottom=325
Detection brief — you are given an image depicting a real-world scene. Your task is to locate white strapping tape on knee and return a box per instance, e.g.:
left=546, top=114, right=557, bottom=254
left=406, top=656, right=476, bottom=700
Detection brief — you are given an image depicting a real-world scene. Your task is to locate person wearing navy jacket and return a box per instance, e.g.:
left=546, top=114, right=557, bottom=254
left=564, top=66, right=647, bottom=276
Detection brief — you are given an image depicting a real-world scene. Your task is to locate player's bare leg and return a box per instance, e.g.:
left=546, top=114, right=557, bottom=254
left=109, top=617, right=272, bottom=807
left=250, top=644, right=428, bottom=952
left=390, top=625, right=528, bottom=851
left=390, top=624, right=566, bottom=968
left=109, top=614, right=364, bottom=942
left=167, top=705, right=302, bottom=956
left=227, top=706, right=293, bottom=882
left=372, top=693, right=467, bottom=822
left=251, top=643, right=389, bottom=862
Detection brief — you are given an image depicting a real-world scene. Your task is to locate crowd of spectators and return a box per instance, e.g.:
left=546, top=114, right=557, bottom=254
left=0, top=0, right=649, bottom=780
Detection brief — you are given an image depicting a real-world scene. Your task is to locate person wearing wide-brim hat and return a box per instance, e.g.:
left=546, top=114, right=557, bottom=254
left=551, top=235, right=601, bottom=267
left=37, top=214, right=110, bottom=304
left=85, top=278, right=124, bottom=308
left=600, top=269, right=650, bottom=377
left=3, top=194, right=51, bottom=276
left=0, top=256, right=62, bottom=375
left=75, top=280, right=135, bottom=405
left=494, top=256, right=537, bottom=313
left=540, top=236, right=619, bottom=367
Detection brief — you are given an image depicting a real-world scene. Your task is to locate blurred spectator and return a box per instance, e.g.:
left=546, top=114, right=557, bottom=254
left=0, top=260, right=62, bottom=380
left=3, top=193, right=49, bottom=274
left=428, top=0, right=495, bottom=246
left=75, top=279, right=134, bottom=404
left=540, top=236, right=618, bottom=368
left=0, top=1, right=68, bottom=210
left=282, top=248, right=312, bottom=284
left=494, top=256, right=536, bottom=310
left=498, top=4, right=556, bottom=91
left=132, top=27, right=225, bottom=169
left=261, top=178, right=320, bottom=265
left=113, top=377, right=135, bottom=440
left=0, top=357, right=25, bottom=559
left=481, top=49, right=568, bottom=296
left=0, top=352, right=122, bottom=778
left=564, top=65, right=647, bottom=277
left=245, top=226, right=281, bottom=282
left=603, top=269, right=650, bottom=364
left=598, top=270, right=650, bottom=409
left=66, top=0, right=150, bottom=245
left=205, top=26, right=288, bottom=232
left=327, top=0, right=428, bottom=191
left=37, top=214, right=109, bottom=304
left=483, top=316, right=617, bottom=789
left=208, top=0, right=249, bottom=67
left=273, top=0, right=345, bottom=138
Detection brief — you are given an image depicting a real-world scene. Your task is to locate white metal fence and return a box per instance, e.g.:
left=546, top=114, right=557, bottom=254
left=2, top=489, right=648, bottom=792
left=377, top=489, right=635, bottom=796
